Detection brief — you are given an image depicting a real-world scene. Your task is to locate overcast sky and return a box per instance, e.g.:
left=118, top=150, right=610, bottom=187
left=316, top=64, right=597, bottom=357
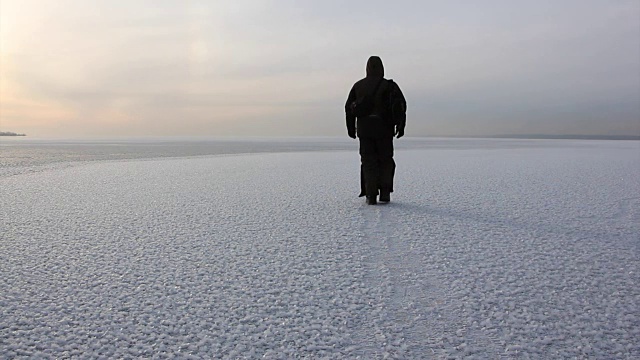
left=1, top=0, right=639, bottom=138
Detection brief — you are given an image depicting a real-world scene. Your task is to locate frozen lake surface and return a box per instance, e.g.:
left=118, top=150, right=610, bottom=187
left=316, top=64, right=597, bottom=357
left=1, top=138, right=639, bottom=358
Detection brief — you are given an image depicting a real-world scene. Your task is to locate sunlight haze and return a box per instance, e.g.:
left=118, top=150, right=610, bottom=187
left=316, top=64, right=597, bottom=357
left=1, top=0, right=639, bottom=138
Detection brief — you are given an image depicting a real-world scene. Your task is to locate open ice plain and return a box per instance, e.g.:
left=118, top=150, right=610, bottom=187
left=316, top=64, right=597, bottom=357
left=1, top=138, right=639, bottom=358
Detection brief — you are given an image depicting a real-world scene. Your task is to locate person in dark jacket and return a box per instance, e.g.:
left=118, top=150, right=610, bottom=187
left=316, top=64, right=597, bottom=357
left=345, top=56, right=406, bottom=205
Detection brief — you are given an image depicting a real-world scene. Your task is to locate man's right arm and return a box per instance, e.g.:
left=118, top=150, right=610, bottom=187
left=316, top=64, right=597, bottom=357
left=392, top=82, right=407, bottom=138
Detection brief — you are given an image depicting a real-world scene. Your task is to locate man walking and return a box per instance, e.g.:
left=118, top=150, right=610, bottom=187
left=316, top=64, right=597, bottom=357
left=345, top=56, right=406, bottom=205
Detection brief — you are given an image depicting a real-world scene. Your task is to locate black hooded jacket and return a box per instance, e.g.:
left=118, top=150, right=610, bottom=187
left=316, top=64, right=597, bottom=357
left=345, top=56, right=406, bottom=138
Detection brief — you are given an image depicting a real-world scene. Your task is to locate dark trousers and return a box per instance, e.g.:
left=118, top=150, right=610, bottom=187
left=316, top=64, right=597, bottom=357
left=359, top=136, right=396, bottom=197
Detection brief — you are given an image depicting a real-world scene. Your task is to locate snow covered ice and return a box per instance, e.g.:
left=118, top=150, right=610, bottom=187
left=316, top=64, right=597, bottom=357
left=1, top=138, right=639, bottom=358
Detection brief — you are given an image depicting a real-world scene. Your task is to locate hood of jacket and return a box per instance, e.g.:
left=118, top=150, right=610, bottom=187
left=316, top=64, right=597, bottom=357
left=366, top=56, right=384, bottom=77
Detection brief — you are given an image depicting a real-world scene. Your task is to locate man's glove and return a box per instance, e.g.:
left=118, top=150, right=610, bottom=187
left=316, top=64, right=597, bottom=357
left=395, top=126, right=404, bottom=139
left=348, top=128, right=356, bottom=139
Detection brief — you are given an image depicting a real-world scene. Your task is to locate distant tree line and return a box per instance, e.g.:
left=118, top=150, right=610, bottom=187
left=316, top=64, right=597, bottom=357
left=0, top=131, right=26, bottom=136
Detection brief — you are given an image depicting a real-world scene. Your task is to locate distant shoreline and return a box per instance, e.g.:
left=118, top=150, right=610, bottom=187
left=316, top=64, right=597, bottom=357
left=462, top=134, right=640, bottom=141
left=1, top=133, right=638, bottom=140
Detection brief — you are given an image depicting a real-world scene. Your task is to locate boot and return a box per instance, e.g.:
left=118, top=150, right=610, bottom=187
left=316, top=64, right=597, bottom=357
left=366, top=196, right=377, bottom=205
left=379, top=191, right=390, bottom=203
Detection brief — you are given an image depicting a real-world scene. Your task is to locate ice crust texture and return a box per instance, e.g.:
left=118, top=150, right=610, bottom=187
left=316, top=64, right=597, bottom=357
left=1, top=139, right=639, bottom=359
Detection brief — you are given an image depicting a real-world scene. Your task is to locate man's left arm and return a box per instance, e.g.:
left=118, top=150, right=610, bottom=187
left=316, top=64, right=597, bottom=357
left=345, top=86, right=357, bottom=139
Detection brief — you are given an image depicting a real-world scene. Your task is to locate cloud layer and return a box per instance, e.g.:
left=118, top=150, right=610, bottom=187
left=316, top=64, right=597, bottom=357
left=1, top=0, right=639, bottom=137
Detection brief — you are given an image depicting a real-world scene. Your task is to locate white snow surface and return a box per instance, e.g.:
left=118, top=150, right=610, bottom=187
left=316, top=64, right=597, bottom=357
left=1, top=139, right=639, bottom=359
